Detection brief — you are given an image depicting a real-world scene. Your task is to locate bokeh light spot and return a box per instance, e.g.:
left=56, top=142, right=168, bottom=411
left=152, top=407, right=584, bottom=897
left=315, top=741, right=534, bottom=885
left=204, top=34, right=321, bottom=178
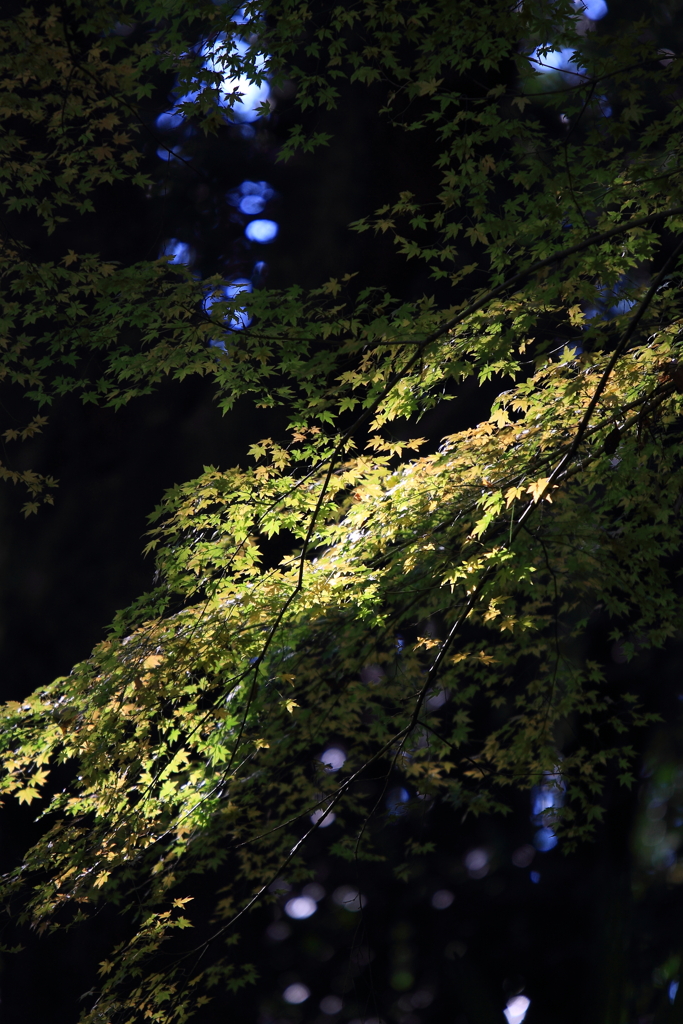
left=201, top=35, right=271, bottom=123
left=504, top=995, right=530, bottom=1024
left=284, top=895, right=317, bottom=920
left=534, top=827, right=558, bottom=852
left=239, top=194, right=266, bottom=214
left=577, top=0, right=608, bottom=18
left=204, top=279, right=253, bottom=335
left=512, top=845, right=535, bottom=868
left=610, top=298, right=635, bottom=316
left=228, top=180, right=274, bottom=208
left=283, top=983, right=310, bottom=1005
left=160, top=239, right=193, bottom=265
left=245, top=218, right=279, bottom=243
left=320, top=995, right=343, bottom=1014
left=431, top=889, right=454, bottom=909
left=464, top=848, right=489, bottom=878
left=386, top=787, right=409, bottom=815
left=310, top=807, right=336, bottom=827
left=528, top=45, right=581, bottom=77
left=155, top=109, right=184, bottom=131
left=156, top=144, right=185, bottom=163
left=225, top=277, right=253, bottom=298
left=319, top=747, right=345, bottom=772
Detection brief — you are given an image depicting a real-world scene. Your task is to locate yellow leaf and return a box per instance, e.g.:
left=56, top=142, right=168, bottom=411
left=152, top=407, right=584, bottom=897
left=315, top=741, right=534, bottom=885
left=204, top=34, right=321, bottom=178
left=415, top=635, right=440, bottom=651
left=505, top=485, right=524, bottom=508
left=449, top=653, right=469, bottom=665
left=527, top=478, right=551, bottom=503
left=17, top=787, right=39, bottom=805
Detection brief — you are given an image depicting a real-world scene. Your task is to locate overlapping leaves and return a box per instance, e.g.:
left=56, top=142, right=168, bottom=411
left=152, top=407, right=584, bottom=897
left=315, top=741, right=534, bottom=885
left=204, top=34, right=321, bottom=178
left=1, top=0, right=683, bottom=1019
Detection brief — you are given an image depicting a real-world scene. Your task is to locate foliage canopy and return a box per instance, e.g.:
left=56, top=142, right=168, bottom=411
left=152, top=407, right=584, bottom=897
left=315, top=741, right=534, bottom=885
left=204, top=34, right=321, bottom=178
left=2, top=0, right=683, bottom=1019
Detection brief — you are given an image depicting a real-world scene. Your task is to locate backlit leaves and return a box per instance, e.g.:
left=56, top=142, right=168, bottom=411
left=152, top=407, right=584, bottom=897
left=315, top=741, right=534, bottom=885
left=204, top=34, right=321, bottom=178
left=1, top=0, right=683, bottom=1020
